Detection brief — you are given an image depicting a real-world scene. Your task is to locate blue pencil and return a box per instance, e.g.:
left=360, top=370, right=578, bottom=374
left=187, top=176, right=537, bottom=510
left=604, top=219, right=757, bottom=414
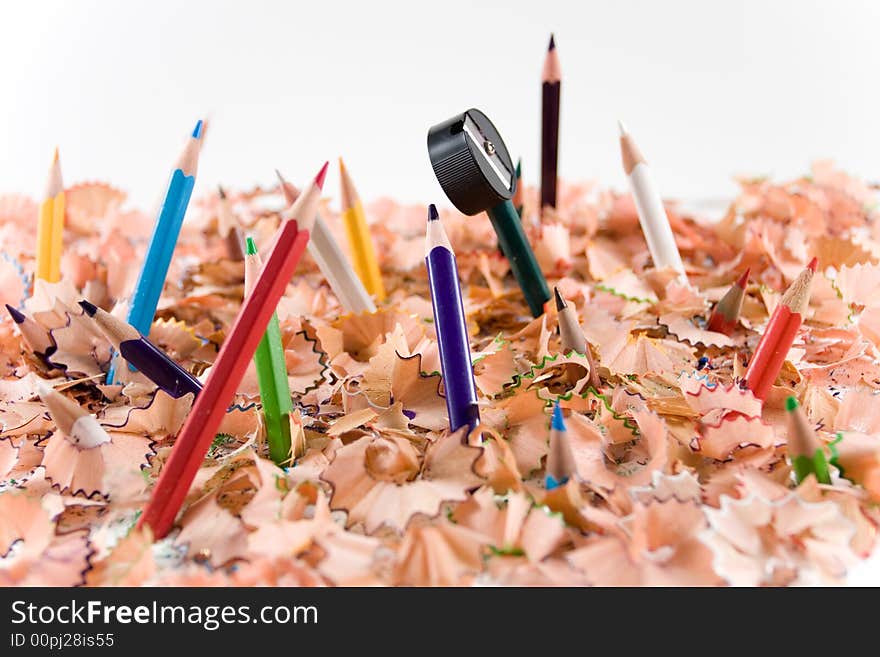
left=425, top=204, right=480, bottom=434
left=107, top=120, right=203, bottom=383
left=546, top=402, right=576, bottom=489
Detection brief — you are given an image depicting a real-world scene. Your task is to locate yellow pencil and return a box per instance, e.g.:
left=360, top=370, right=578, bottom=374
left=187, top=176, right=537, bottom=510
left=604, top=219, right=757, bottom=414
left=339, top=158, right=385, bottom=301
left=36, top=148, right=65, bottom=282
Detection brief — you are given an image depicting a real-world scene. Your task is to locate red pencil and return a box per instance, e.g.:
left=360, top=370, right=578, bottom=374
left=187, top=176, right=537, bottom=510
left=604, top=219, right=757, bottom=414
left=744, top=258, right=816, bottom=401
left=706, top=268, right=749, bottom=335
left=139, top=162, right=328, bottom=539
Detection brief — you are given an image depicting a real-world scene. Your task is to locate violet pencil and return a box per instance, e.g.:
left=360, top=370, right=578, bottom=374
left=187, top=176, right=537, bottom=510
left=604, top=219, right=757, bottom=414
left=79, top=300, right=202, bottom=399
left=425, top=204, right=480, bottom=433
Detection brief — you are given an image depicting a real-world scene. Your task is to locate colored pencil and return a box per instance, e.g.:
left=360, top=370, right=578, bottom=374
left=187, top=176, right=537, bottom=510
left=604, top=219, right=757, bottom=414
left=425, top=204, right=480, bottom=433
left=217, top=186, right=246, bottom=261
left=541, top=35, right=561, bottom=211
left=276, top=169, right=376, bottom=314
left=35, top=148, right=65, bottom=282
left=78, top=300, right=202, bottom=399
left=744, top=259, right=816, bottom=401
left=487, top=198, right=551, bottom=317
left=546, top=401, right=575, bottom=489
left=339, top=159, right=386, bottom=301
left=706, top=268, right=750, bottom=335
left=5, top=303, right=54, bottom=358
left=618, top=120, right=688, bottom=282
left=512, top=157, right=524, bottom=218
left=37, top=382, right=110, bottom=447
left=108, top=120, right=203, bottom=384
left=245, top=237, right=294, bottom=466
left=139, top=162, right=324, bottom=539
left=554, top=287, right=600, bottom=389
left=785, top=396, right=831, bottom=484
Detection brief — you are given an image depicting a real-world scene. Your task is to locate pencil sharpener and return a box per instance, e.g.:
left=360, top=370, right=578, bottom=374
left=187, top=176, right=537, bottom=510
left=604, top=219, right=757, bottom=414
left=427, top=108, right=516, bottom=215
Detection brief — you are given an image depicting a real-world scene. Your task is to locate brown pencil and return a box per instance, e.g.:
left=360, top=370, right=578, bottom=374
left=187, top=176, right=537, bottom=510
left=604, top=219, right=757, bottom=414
left=541, top=34, right=561, bottom=212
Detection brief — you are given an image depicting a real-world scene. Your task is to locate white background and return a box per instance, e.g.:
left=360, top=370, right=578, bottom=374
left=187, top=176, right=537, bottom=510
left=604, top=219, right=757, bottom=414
left=2, top=0, right=880, bottom=212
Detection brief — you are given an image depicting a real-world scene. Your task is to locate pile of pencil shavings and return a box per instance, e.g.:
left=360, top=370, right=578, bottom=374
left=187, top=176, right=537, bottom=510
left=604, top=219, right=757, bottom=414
left=2, top=159, right=880, bottom=587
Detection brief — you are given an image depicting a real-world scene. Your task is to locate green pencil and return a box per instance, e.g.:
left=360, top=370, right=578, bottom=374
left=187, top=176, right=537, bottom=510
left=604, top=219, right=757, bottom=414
left=488, top=198, right=551, bottom=317
left=786, top=396, right=831, bottom=485
left=245, top=237, right=293, bottom=465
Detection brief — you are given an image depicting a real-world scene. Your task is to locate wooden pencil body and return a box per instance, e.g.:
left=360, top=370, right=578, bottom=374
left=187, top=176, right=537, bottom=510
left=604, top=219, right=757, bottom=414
left=139, top=221, right=309, bottom=538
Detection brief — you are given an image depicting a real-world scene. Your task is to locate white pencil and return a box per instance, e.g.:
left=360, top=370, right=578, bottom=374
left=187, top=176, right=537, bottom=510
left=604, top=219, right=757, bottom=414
left=276, top=170, right=376, bottom=314
left=618, top=121, right=688, bottom=282
left=37, top=382, right=110, bottom=448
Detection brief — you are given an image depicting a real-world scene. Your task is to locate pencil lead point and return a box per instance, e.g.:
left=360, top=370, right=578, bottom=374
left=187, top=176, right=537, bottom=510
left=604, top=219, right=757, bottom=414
left=551, top=401, right=565, bottom=431
left=338, top=157, right=346, bottom=174
left=515, top=158, right=522, bottom=178
left=53, top=147, right=59, bottom=164
left=78, top=300, right=98, bottom=317
left=428, top=204, right=439, bottom=222
left=5, top=303, right=24, bottom=324
left=736, top=267, right=751, bottom=288
left=617, top=119, right=628, bottom=137
left=807, top=257, right=818, bottom=272
left=245, top=236, right=257, bottom=256
left=192, top=119, right=204, bottom=139
left=785, top=396, right=800, bottom=412
left=314, top=161, right=329, bottom=189
left=548, top=33, right=556, bottom=51
left=217, top=185, right=226, bottom=199
left=274, top=169, right=286, bottom=185
left=553, top=286, right=566, bottom=311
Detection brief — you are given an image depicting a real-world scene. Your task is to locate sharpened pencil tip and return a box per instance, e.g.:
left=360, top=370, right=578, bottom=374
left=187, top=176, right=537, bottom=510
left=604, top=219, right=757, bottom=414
left=515, top=158, right=521, bottom=178
left=807, top=257, right=818, bottom=272
left=35, top=381, right=54, bottom=401
left=274, top=169, right=286, bottom=185
left=217, top=185, right=226, bottom=200
left=53, top=147, right=59, bottom=164
left=5, top=303, right=25, bottom=324
left=548, top=33, right=556, bottom=50
left=338, top=157, right=346, bottom=174
left=428, top=204, right=439, bottom=222
left=314, top=162, right=329, bottom=189
left=617, top=119, right=628, bottom=137
left=245, top=236, right=257, bottom=256
left=736, top=268, right=751, bottom=288
left=785, top=396, right=800, bottom=412
left=553, top=286, right=566, bottom=311
left=78, top=300, right=98, bottom=317
left=192, top=119, right=203, bottom=139
left=551, top=401, right=565, bottom=431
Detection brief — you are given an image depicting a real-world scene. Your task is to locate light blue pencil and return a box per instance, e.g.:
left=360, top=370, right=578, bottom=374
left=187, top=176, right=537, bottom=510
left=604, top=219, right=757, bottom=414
left=107, top=120, right=203, bottom=383
left=546, top=402, right=576, bottom=490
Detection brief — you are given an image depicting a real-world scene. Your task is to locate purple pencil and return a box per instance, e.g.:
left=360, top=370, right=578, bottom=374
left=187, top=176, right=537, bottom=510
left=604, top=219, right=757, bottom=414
left=425, top=204, right=480, bottom=433
left=79, top=300, right=202, bottom=399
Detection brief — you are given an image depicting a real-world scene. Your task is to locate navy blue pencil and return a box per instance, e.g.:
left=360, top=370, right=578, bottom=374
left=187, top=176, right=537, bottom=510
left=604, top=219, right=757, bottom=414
left=425, top=204, right=480, bottom=433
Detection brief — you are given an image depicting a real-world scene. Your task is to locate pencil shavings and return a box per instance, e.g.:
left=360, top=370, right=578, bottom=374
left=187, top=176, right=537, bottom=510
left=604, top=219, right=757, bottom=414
left=452, top=487, right=568, bottom=562
left=700, top=493, right=857, bottom=586
left=567, top=498, right=719, bottom=586
left=0, top=251, right=29, bottom=311
left=695, top=415, right=776, bottom=461
left=682, top=381, right=763, bottom=419
left=659, top=313, right=734, bottom=348
left=5, top=164, right=880, bottom=586
left=63, top=182, right=127, bottom=235
left=0, top=492, right=94, bottom=586
left=391, top=519, right=487, bottom=586
left=323, top=430, right=483, bottom=534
